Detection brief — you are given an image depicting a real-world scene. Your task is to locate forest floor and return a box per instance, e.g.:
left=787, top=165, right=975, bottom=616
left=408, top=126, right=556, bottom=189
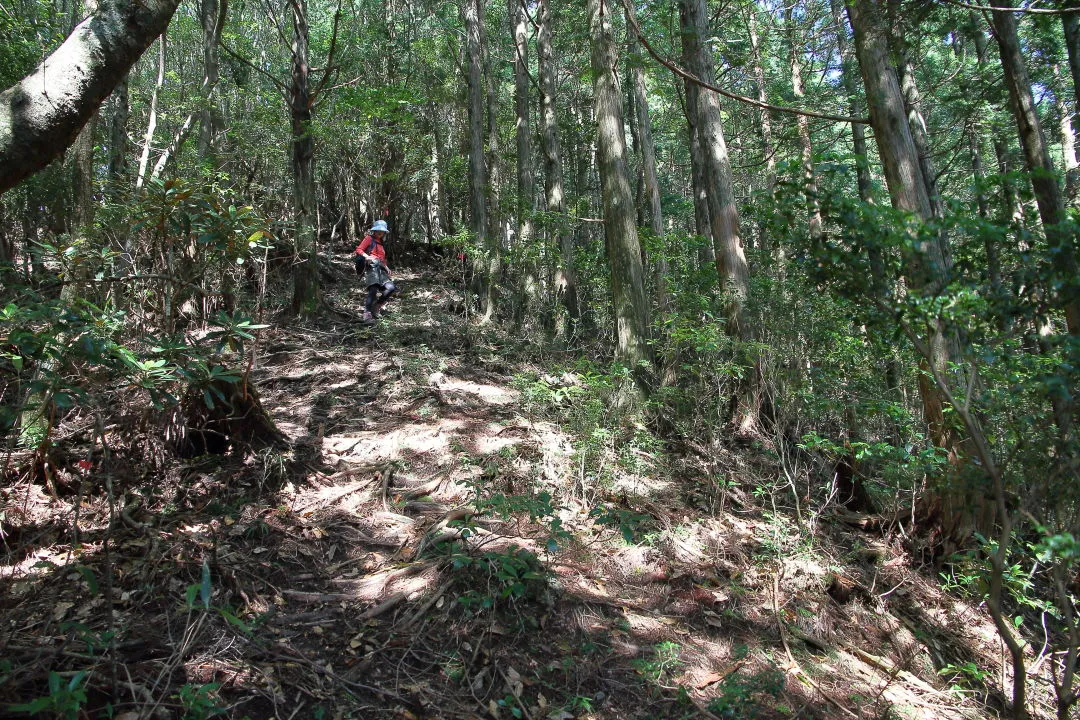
left=0, top=254, right=1058, bottom=719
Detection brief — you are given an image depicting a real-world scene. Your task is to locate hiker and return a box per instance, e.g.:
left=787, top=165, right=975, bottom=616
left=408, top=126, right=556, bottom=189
left=355, top=220, right=399, bottom=321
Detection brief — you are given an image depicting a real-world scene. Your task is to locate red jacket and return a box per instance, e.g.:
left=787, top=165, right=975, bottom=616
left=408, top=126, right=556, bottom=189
left=356, top=234, right=389, bottom=272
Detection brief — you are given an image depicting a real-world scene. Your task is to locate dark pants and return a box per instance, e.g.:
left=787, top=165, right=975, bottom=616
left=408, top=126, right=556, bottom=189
left=366, top=281, right=398, bottom=313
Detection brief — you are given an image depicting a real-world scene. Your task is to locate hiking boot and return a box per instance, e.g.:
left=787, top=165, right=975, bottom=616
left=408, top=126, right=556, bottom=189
left=362, top=311, right=374, bottom=322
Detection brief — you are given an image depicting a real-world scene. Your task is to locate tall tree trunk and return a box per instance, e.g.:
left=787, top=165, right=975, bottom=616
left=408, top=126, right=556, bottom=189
left=511, top=0, right=539, bottom=324
left=431, top=107, right=451, bottom=236
left=464, top=0, right=492, bottom=320
left=588, top=0, right=651, bottom=390
left=197, top=0, right=225, bottom=161
left=995, top=137, right=1023, bottom=225
left=107, top=77, right=130, bottom=190
left=971, top=132, right=1004, bottom=294
left=786, top=7, right=822, bottom=241
left=483, top=0, right=504, bottom=324
left=135, top=35, right=166, bottom=190
left=893, top=44, right=944, bottom=219
left=0, top=0, right=182, bottom=196
left=748, top=9, right=777, bottom=250
left=289, top=0, right=318, bottom=316
left=538, top=0, right=578, bottom=338
left=832, top=0, right=883, bottom=289
left=625, top=2, right=667, bottom=311
left=684, top=92, right=714, bottom=265
left=679, top=0, right=749, bottom=337
left=71, top=114, right=97, bottom=234
left=992, top=5, right=1080, bottom=335
left=1063, top=5, right=1080, bottom=163
left=1053, top=64, right=1080, bottom=201
left=846, top=0, right=978, bottom=549
left=151, top=0, right=226, bottom=179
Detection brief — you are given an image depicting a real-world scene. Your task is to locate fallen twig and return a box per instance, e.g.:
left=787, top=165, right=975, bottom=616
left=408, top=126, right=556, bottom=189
left=400, top=579, right=452, bottom=629
left=358, top=591, right=408, bottom=620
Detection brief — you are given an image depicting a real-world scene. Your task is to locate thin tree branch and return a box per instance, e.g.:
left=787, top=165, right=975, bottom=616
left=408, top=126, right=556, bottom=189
left=218, top=39, right=287, bottom=95
left=619, top=0, right=871, bottom=124
left=312, top=1, right=343, bottom=101
left=938, top=0, right=1080, bottom=14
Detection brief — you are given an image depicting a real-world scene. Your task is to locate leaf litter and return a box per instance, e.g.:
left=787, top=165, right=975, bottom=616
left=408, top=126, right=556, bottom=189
left=0, top=256, right=1056, bottom=719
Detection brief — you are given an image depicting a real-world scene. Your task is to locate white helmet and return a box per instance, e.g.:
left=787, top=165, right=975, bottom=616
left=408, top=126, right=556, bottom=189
left=371, top=220, right=389, bottom=234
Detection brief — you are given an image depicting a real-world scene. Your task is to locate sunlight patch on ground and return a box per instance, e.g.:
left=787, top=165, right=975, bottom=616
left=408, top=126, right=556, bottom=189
left=333, top=565, right=439, bottom=602
left=324, top=418, right=467, bottom=460
left=610, top=473, right=674, bottom=495
left=621, top=609, right=668, bottom=640
left=437, top=376, right=517, bottom=405
left=2, top=546, right=82, bottom=582
left=609, top=546, right=666, bottom=583
left=781, top=555, right=828, bottom=592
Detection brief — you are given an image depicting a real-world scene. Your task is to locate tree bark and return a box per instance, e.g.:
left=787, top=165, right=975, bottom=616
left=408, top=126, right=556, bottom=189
left=106, top=77, right=130, bottom=189
left=679, top=0, right=749, bottom=337
left=197, top=0, right=226, bottom=161
left=464, top=0, right=491, bottom=320
left=786, top=7, right=822, bottom=242
left=538, top=0, right=579, bottom=338
left=511, top=0, right=540, bottom=325
left=588, top=0, right=651, bottom=389
left=625, top=2, right=667, bottom=311
left=847, top=0, right=981, bottom=549
left=894, top=45, right=945, bottom=219
left=0, top=0, right=182, bottom=196
left=135, top=34, right=166, bottom=190
left=1063, top=4, right=1080, bottom=166
left=682, top=84, right=714, bottom=265
left=1055, top=64, right=1079, bottom=199
left=748, top=10, right=777, bottom=250
left=289, top=0, right=319, bottom=316
left=992, top=5, right=1080, bottom=335
left=71, top=114, right=98, bottom=233
left=482, top=0, right=504, bottom=323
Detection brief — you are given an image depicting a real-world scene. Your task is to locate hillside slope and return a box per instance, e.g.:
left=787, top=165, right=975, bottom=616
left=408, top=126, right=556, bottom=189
left=0, top=256, right=1050, bottom=719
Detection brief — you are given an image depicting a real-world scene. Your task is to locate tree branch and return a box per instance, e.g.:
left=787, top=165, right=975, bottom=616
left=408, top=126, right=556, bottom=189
left=938, top=0, right=1080, bottom=14
left=617, top=0, right=870, bottom=125
left=218, top=38, right=287, bottom=95
left=311, top=1, right=343, bottom=102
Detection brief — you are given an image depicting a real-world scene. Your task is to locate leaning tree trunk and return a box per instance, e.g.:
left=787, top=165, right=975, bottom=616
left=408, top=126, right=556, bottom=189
left=289, top=0, right=319, bottom=316
left=588, top=0, right=651, bottom=393
left=679, top=0, right=749, bottom=338
left=135, top=34, right=166, bottom=190
left=893, top=44, right=945, bottom=220
left=993, top=4, right=1080, bottom=336
left=538, top=0, right=579, bottom=339
left=0, top=0, right=182, bottom=196
left=151, top=0, right=227, bottom=180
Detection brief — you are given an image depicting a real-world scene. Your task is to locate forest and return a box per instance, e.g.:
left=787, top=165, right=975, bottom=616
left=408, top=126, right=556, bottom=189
left=1, top=0, right=1079, bottom=717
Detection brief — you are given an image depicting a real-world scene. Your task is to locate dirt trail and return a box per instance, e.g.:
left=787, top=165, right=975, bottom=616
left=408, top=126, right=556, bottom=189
left=0, top=256, right=1024, bottom=719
